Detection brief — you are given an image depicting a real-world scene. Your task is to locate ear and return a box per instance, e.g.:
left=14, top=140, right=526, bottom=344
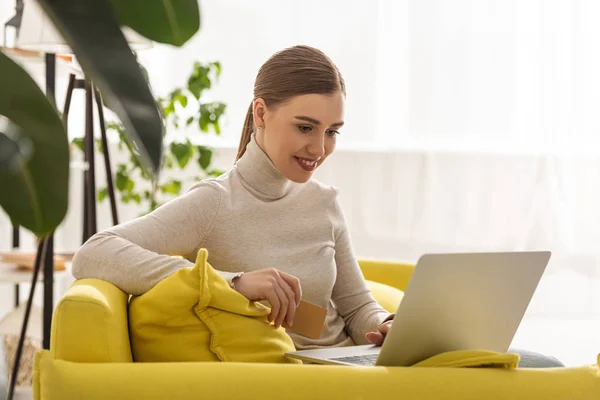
left=252, top=98, right=267, bottom=128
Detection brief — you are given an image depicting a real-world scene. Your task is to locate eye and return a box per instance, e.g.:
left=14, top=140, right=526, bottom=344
left=327, top=130, right=340, bottom=137
left=297, top=125, right=313, bottom=133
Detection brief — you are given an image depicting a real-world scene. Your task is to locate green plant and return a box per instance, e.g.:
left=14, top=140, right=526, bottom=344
left=1, top=1, right=203, bottom=398
left=73, top=61, right=227, bottom=214
left=0, top=0, right=202, bottom=237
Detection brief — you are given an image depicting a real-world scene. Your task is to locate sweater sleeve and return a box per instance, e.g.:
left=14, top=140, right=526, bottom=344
left=330, top=193, right=392, bottom=345
left=71, top=181, right=238, bottom=295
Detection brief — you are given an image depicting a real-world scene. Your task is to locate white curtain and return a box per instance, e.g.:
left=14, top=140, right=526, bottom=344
left=141, top=0, right=600, bottom=149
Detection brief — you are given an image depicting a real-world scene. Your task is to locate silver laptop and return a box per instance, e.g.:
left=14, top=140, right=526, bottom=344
left=286, top=251, right=551, bottom=366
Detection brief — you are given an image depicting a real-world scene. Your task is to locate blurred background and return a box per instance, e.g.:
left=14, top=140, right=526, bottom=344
left=1, top=0, right=599, bottom=367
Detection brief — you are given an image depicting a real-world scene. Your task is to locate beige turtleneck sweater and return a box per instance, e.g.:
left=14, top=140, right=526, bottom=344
left=72, top=135, right=391, bottom=349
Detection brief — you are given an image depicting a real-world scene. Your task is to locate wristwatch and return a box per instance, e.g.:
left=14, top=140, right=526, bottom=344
left=230, top=272, right=244, bottom=290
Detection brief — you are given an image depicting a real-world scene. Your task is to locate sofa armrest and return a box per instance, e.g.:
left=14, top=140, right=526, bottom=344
left=51, top=279, right=132, bottom=363
left=358, top=259, right=415, bottom=292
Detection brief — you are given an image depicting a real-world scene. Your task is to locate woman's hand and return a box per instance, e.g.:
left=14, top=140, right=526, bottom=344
left=233, top=268, right=302, bottom=328
left=366, top=320, right=393, bottom=346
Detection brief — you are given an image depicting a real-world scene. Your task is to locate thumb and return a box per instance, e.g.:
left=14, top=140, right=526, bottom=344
left=366, top=331, right=385, bottom=346
left=378, top=321, right=392, bottom=334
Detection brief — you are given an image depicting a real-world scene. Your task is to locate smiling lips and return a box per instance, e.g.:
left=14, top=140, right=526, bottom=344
left=294, top=156, right=319, bottom=172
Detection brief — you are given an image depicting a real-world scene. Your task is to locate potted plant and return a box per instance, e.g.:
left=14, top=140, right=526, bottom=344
left=0, top=1, right=203, bottom=398
left=72, top=61, right=226, bottom=214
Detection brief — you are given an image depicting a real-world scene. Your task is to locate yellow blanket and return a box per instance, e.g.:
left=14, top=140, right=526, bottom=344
left=412, top=349, right=520, bottom=369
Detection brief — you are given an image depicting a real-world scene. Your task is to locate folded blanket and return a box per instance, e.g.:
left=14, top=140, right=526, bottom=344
left=412, top=349, right=520, bottom=369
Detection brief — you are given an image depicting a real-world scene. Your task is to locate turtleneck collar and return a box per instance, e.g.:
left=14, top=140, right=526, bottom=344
left=235, top=134, right=292, bottom=201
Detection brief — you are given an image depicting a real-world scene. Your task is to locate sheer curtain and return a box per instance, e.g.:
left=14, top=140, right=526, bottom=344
left=393, top=0, right=600, bottom=149
left=141, top=0, right=600, bottom=149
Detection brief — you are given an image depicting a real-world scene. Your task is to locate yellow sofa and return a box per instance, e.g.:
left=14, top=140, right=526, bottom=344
left=34, top=260, right=600, bottom=400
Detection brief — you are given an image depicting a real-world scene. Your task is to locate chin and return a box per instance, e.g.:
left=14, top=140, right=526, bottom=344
left=285, top=170, right=313, bottom=183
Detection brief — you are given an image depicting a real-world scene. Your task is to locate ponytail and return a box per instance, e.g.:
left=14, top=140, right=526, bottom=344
left=236, top=102, right=254, bottom=161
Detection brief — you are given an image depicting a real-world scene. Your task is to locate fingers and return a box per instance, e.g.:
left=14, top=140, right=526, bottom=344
left=272, top=284, right=289, bottom=328
left=378, top=321, right=392, bottom=334
left=279, top=272, right=302, bottom=307
left=259, top=269, right=302, bottom=328
left=276, top=276, right=297, bottom=327
left=266, top=288, right=281, bottom=324
left=366, top=331, right=385, bottom=346
left=366, top=321, right=393, bottom=346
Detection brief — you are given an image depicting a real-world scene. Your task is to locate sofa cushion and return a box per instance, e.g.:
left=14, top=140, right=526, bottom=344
left=128, top=249, right=300, bottom=363
left=366, top=280, right=404, bottom=313
left=34, top=350, right=600, bottom=400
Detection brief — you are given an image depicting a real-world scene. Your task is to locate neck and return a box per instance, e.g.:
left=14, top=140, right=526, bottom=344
left=235, top=134, right=292, bottom=201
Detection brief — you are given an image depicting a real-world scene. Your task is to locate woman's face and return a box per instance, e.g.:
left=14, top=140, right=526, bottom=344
left=253, top=91, right=345, bottom=183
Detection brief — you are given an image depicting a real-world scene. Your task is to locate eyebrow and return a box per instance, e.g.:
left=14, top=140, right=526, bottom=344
left=294, top=115, right=344, bottom=128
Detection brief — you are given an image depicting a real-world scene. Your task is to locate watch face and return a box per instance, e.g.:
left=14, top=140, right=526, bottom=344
left=231, top=272, right=243, bottom=289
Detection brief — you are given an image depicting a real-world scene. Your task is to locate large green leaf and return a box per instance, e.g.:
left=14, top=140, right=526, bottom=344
left=0, top=52, right=69, bottom=237
left=108, top=0, right=201, bottom=46
left=0, top=131, right=22, bottom=171
left=39, top=0, right=164, bottom=175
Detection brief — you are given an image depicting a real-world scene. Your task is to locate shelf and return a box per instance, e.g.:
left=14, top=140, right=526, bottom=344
left=0, top=263, right=70, bottom=284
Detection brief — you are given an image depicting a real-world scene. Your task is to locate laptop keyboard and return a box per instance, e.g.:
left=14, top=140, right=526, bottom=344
left=330, top=353, right=379, bottom=366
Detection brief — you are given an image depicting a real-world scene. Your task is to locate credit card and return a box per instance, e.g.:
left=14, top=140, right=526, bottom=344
left=282, top=300, right=328, bottom=339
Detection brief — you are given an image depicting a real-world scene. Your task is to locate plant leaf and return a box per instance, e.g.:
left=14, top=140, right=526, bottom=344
left=207, top=169, right=224, bottom=177
left=170, top=141, right=194, bottom=169
left=116, top=168, right=135, bottom=192
left=163, top=103, right=175, bottom=118
left=188, top=63, right=212, bottom=100
left=198, top=108, right=210, bottom=132
left=197, top=146, right=212, bottom=170
left=0, top=52, right=69, bottom=237
left=71, top=137, right=84, bottom=152
left=96, top=138, right=104, bottom=155
left=160, top=179, right=182, bottom=195
left=0, top=132, right=20, bottom=169
left=39, top=0, right=164, bottom=176
left=130, top=192, right=142, bottom=204
left=150, top=199, right=160, bottom=212
left=212, top=61, right=222, bottom=76
left=107, top=0, right=200, bottom=46
left=176, top=94, right=188, bottom=108
left=163, top=154, right=174, bottom=169
left=98, top=188, right=108, bottom=202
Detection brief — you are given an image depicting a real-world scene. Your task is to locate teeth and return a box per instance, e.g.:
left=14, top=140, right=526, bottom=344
left=298, top=158, right=316, bottom=167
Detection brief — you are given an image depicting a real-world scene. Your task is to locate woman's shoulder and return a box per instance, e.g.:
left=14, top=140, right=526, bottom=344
left=184, top=174, right=231, bottom=205
left=304, top=178, right=339, bottom=194
left=302, top=178, right=342, bottom=207
left=187, top=168, right=235, bottom=194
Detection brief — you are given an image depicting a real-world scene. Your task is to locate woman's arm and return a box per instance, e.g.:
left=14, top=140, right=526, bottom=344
left=71, top=181, right=237, bottom=295
left=330, top=195, right=392, bottom=345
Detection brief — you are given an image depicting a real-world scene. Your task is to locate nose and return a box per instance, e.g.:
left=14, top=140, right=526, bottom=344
left=307, top=135, right=326, bottom=158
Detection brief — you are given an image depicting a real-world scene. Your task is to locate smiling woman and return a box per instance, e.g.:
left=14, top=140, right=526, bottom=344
left=72, top=45, right=395, bottom=352
left=235, top=45, right=347, bottom=166
left=256, top=93, right=345, bottom=181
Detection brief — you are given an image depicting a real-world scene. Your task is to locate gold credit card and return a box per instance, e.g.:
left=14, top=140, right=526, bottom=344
left=282, top=300, right=328, bottom=339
